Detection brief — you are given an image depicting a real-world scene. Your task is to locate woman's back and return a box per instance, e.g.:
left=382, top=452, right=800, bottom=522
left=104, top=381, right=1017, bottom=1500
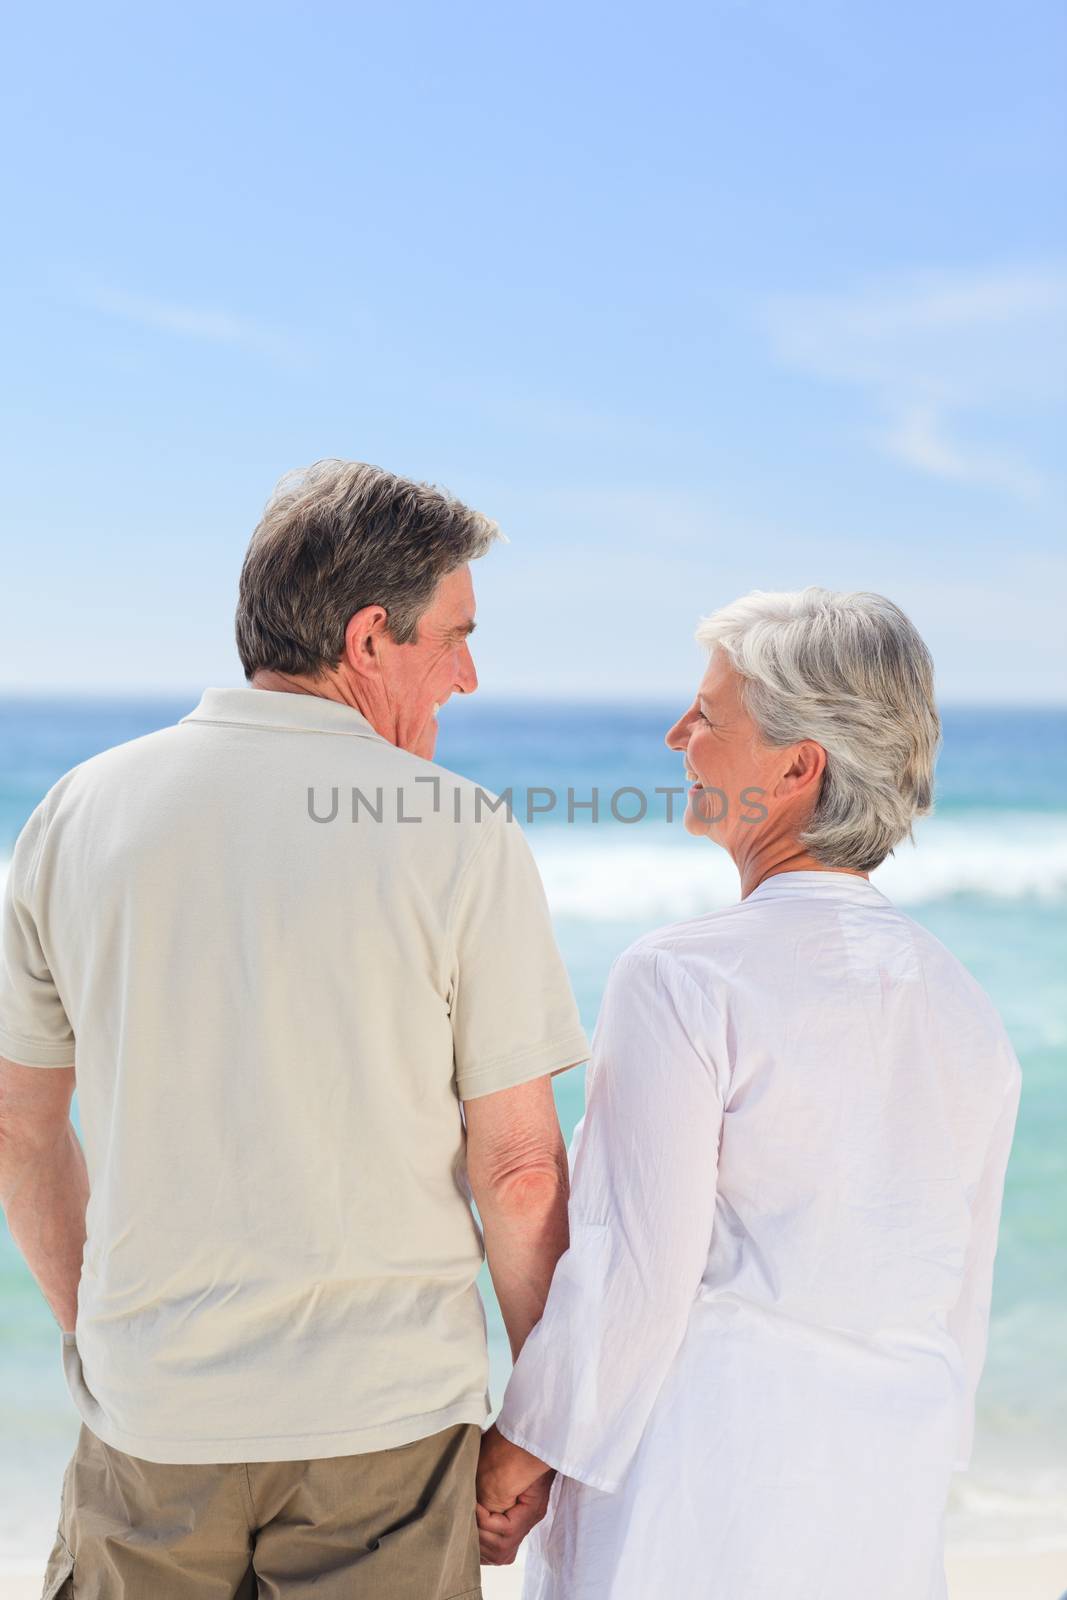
left=499, top=873, right=1019, bottom=1599
left=664, top=872, right=1018, bottom=1353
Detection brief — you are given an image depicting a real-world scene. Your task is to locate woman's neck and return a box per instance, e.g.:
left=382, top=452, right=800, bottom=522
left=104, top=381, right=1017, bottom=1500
left=737, top=844, right=869, bottom=900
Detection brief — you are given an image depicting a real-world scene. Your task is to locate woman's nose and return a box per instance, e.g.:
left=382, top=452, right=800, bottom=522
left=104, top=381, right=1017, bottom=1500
left=665, top=713, right=689, bottom=750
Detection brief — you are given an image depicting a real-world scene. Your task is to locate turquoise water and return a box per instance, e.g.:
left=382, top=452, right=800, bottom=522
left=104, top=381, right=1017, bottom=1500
left=1, top=697, right=1065, bottom=1564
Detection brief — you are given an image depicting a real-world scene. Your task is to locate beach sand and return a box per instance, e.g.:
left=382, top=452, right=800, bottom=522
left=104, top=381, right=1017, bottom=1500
left=478, top=1552, right=1067, bottom=1598
left=3, top=1549, right=1065, bottom=1599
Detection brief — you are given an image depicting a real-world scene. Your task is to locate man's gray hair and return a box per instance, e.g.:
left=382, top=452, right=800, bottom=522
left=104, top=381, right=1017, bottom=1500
left=235, top=459, right=502, bottom=679
left=697, top=588, right=941, bottom=872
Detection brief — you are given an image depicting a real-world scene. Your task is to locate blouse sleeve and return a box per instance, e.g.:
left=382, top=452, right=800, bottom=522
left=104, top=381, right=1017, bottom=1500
left=494, top=944, right=726, bottom=1492
left=947, top=1055, right=1022, bottom=1470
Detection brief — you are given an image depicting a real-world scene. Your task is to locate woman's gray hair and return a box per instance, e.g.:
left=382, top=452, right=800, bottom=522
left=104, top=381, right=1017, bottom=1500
left=697, top=588, right=941, bottom=872
left=235, top=459, right=502, bottom=679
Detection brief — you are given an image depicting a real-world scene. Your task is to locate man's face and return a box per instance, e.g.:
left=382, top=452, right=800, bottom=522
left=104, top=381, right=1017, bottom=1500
left=377, top=565, right=479, bottom=758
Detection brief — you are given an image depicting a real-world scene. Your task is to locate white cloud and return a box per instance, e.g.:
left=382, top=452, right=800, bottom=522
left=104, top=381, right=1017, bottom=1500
left=880, top=404, right=1043, bottom=499
left=75, top=283, right=302, bottom=361
left=88, top=288, right=255, bottom=341
left=763, top=266, right=1067, bottom=497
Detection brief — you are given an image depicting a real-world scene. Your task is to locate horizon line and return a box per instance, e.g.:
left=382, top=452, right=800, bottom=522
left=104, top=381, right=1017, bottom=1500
left=1, top=688, right=1066, bottom=714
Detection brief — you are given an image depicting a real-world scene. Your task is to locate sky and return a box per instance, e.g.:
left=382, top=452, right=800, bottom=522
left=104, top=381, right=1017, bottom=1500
left=1, top=0, right=1064, bottom=702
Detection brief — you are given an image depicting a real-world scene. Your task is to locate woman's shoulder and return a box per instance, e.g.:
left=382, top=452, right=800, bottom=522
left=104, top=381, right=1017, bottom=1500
left=609, top=900, right=766, bottom=1006
left=621, top=895, right=773, bottom=962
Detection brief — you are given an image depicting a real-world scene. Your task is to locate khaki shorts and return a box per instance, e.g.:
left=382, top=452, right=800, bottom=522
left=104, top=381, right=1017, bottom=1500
left=42, top=1421, right=482, bottom=1599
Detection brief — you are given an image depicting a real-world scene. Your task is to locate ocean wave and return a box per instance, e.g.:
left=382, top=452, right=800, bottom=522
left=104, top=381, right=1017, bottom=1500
left=1, top=813, right=1065, bottom=924
left=527, top=811, right=1067, bottom=921
left=946, top=1462, right=1067, bottom=1551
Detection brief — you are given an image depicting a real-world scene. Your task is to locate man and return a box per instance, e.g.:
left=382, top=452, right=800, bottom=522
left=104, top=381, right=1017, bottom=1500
left=0, top=460, right=588, bottom=1598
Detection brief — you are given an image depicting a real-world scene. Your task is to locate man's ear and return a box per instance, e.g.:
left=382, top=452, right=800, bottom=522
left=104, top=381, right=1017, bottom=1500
left=343, top=605, right=390, bottom=680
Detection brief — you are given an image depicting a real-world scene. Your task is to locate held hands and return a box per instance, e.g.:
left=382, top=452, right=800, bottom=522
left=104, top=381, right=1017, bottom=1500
left=476, top=1424, right=554, bottom=1566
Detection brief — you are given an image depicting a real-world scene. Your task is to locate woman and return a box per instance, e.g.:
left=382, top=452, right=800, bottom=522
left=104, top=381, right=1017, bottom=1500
left=476, top=588, right=1020, bottom=1599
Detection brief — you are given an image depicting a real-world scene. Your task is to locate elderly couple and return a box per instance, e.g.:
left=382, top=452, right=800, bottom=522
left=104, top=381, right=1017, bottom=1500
left=0, top=460, right=1019, bottom=1600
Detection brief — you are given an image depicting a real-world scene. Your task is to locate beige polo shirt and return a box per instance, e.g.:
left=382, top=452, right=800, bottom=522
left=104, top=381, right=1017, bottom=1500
left=0, top=688, right=589, bottom=1464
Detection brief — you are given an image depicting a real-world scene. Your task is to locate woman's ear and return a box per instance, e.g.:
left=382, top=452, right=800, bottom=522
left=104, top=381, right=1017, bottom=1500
left=777, top=740, right=827, bottom=797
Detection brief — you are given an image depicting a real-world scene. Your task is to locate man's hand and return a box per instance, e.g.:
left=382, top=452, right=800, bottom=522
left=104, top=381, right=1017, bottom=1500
left=476, top=1472, right=554, bottom=1566
left=476, top=1424, right=554, bottom=1564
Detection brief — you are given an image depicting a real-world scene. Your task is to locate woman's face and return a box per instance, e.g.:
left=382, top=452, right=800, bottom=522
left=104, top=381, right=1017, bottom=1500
left=665, top=653, right=762, bottom=844
left=665, top=653, right=815, bottom=855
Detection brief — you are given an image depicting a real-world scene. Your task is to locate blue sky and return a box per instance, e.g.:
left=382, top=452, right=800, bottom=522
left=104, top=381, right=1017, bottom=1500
left=2, top=0, right=1064, bottom=701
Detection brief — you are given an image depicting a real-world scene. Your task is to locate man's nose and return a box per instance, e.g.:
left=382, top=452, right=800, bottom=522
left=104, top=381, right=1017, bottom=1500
left=456, top=643, right=478, bottom=695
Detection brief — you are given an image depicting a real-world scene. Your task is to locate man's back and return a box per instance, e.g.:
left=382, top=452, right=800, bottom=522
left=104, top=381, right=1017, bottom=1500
left=3, top=687, right=588, bottom=1462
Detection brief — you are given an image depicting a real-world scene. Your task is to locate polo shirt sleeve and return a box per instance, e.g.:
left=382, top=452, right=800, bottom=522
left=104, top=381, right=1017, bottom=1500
left=449, top=810, right=589, bottom=1101
left=0, top=804, right=76, bottom=1068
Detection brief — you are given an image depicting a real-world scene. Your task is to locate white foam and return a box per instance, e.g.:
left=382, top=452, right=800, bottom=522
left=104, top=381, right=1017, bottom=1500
left=946, top=1461, right=1067, bottom=1551
left=2, top=812, right=1065, bottom=925
left=528, top=811, right=1067, bottom=921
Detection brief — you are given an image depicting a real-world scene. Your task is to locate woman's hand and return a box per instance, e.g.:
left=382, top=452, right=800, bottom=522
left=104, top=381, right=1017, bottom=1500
left=476, top=1473, right=554, bottom=1564
left=476, top=1424, right=554, bottom=1564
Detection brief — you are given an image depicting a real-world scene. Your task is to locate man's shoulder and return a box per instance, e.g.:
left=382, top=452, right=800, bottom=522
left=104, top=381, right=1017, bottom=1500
left=6, top=724, right=192, bottom=888
left=32, top=724, right=189, bottom=814
left=316, top=742, right=516, bottom=851
left=387, top=746, right=512, bottom=814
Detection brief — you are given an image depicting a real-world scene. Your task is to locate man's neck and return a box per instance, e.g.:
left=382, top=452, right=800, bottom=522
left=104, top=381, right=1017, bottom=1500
left=250, top=668, right=359, bottom=708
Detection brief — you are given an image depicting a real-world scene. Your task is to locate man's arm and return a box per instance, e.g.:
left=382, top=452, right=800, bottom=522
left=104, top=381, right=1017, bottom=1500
left=465, top=1073, right=570, bottom=1360
left=0, top=1058, right=87, bottom=1333
left=466, top=1073, right=566, bottom=1564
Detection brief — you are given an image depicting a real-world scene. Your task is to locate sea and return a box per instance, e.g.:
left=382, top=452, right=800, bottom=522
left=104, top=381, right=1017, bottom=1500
left=1, top=696, right=1064, bottom=1572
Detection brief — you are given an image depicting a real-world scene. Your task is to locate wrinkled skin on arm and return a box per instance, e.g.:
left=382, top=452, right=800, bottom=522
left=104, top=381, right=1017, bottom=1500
left=0, top=1059, right=87, bottom=1333
left=465, top=1074, right=571, bottom=1562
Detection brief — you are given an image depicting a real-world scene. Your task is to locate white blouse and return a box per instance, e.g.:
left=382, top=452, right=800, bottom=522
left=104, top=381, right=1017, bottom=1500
left=496, top=871, right=1020, bottom=1600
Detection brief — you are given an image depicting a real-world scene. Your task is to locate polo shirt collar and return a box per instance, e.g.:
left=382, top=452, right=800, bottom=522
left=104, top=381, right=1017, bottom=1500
left=181, top=687, right=388, bottom=742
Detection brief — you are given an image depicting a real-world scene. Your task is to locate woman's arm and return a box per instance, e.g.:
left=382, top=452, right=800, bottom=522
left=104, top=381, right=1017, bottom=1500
left=946, top=1059, right=1021, bottom=1470
left=490, top=945, right=726, bottom=1496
